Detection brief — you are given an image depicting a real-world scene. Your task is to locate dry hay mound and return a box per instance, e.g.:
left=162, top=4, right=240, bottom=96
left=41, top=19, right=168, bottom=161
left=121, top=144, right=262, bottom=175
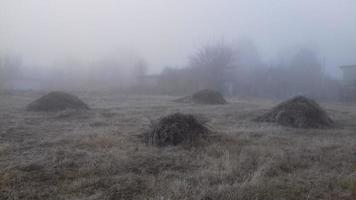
left=255, top=96, right=333, bottom=128
left=174, top=89, right=227, bottom=104
left=26, top=91, right=90, bottom=112
left=144, top=113, right=210, bottom=146
left=192, top=89, right=227, bottom=104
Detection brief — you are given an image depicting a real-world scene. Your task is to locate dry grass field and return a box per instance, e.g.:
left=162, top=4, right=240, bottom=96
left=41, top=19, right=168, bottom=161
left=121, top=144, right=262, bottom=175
left=0, top=91, right=355, bottom=200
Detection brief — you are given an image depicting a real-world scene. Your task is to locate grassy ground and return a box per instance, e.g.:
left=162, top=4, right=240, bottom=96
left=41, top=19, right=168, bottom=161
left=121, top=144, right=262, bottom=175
left=0, top=91, right=355, bottom=200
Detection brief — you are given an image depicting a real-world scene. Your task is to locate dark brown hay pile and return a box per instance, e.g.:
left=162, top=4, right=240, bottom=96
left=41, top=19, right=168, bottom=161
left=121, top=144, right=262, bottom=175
left=255, top=96, right=333, bottom=128
left=26, top=91, right=90, bottom=112
left=174, top=89, right=227, bottom=105
left=144, top=113, right=210, bottom=146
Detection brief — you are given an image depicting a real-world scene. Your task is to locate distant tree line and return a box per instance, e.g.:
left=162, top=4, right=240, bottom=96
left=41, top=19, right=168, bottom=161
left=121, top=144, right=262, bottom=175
left=0, top=40, right=341, bottom=100
left=0, top=53, right=148, bottom=92
left=155, top=40, right=340, bottom=100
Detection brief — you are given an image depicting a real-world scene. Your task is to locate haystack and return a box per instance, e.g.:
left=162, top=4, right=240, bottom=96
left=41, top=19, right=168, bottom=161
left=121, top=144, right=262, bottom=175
left=255, top=96, right=333, bottom=128
left=144, top=113, right=210, bottom=146
left=26, top=91, right=90, bottom=112
left=174, top=89, right=227, bottom=105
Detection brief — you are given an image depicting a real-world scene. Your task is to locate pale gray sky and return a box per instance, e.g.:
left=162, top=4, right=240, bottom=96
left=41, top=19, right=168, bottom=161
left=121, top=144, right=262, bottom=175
left=1, top=0, right=355, bottom=76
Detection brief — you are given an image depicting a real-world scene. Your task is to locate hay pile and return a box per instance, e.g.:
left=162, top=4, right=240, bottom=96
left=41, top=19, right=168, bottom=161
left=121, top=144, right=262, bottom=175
left=255, top=96, right=333, bottom=128
left=26, top=91, right=90, bottom=112
left=144, top=113, right=210, bottom=146
left=174, top=89, right=227, bottom=105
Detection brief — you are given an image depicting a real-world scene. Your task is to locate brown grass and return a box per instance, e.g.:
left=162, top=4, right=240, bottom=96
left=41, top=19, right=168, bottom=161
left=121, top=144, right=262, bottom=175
left=0, top=92, right=355, bottom=199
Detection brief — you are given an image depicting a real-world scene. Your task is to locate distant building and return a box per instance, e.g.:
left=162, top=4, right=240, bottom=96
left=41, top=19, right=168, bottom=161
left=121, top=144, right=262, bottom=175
left=339, top=65, right=356, bottom=100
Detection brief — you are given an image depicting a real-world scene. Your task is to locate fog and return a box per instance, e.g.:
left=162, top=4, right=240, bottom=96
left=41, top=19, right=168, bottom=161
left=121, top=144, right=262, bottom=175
left=1, top=0, right=356, bottom=96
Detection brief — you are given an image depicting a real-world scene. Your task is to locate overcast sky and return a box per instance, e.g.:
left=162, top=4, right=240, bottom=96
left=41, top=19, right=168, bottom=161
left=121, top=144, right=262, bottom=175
left=1, top=0, right=355, bottom=76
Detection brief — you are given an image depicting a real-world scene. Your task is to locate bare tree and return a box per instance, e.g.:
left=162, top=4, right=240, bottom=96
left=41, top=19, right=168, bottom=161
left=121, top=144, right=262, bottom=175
left=188, top=42, right=235, bottom=93
left=253, top=47, right=333, bottom=99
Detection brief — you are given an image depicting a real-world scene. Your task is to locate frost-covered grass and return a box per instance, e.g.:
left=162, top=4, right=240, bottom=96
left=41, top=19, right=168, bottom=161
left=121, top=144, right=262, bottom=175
left=0, top=92, right=355, bottom=200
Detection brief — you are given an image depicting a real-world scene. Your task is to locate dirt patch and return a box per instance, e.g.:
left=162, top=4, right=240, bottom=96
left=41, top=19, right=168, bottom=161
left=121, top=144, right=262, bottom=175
left=174, top=89, right=227, bottom=105
left=255, top=96, right=333, bottom=128
left=143, top=113, right=211, bottom=147
left=26, top=91, right=90, bottom=112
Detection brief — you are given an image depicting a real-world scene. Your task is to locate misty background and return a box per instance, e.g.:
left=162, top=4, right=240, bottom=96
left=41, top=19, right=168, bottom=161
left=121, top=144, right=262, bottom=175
left=1, top=0, right=355, bottom=99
